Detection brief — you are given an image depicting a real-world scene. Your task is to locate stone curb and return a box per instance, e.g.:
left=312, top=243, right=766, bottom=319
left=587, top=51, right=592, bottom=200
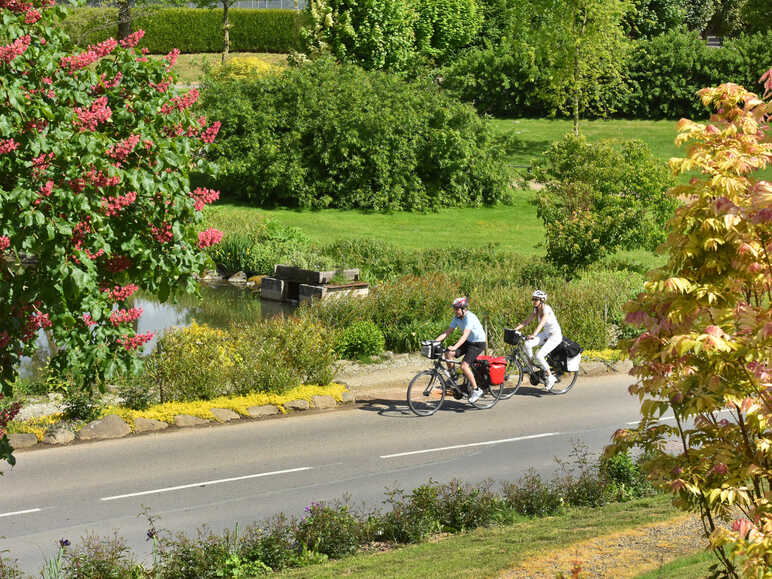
left=10, top=389, right=358, bottom=451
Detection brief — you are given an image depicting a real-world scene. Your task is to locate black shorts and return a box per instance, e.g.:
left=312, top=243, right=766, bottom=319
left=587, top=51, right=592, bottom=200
left=458, top=341, right=486, bottom=365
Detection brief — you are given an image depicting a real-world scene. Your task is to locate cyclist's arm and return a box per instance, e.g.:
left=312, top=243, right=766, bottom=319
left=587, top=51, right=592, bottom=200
left=435, top=326, right=453, bottom=342
left=449, top=328, right=471, bottom=351
left=530, top=317, right=546, bottom=338
left=515, top=311, right=535, bottom=331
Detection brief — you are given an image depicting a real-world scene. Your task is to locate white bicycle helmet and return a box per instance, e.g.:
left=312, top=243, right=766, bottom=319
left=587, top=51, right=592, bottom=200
left=452, top=296, right=468, bottom=309
left=532, top=289, right=547, bottom=302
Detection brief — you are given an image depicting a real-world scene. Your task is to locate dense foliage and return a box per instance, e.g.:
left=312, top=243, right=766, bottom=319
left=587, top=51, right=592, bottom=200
left=199, top=58, right=512, bottom=211
left=412, top=0, right=482, bottom=65
left=0, top=0, right=221, bottom=474
left=532, top=136, right=676, bottom=270
left=610, top=78, right=772, bottom=576
left=61, top=7, right=305, bottom=53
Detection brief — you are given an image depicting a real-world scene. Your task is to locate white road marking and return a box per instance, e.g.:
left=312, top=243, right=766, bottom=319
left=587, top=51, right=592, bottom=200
left=380, top=432, right=561, bottom=459
left=0, top=507, right=41, bottom=518
left=100, top=467, right=313, bottom=501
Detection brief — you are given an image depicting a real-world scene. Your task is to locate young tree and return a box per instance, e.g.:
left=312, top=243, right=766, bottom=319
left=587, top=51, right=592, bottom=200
left=609, top=72, right=772, bottom=576
left=1, top=0, right=222, bottom=466
left=195, top=0, right=240, bottom=64
left=534, top=0, right=629, bottom=135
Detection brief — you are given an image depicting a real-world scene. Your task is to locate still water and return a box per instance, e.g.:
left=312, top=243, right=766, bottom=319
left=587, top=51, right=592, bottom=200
left=23, top=284, right=296, bottom=378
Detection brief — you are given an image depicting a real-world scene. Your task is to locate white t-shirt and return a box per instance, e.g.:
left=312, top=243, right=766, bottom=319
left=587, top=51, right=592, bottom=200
left=535, top=304, right=561, bottom=336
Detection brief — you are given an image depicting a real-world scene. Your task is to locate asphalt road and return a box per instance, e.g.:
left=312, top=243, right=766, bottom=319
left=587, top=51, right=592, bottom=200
left=1, top=374, right=643, bottom=574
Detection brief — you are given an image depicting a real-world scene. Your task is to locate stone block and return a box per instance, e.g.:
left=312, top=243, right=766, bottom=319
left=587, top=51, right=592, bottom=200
left=77, top=414, right=131, bottom=440
left=247, top=405, right=280, bottom=418
left=134, top=417, right=169, bottom=433
left=210, top=408, right=240, bottom=422
left=284, top=399, right=310, bottom=411
left=312, top=395, right=336, bottom=409
left=260, top=277, right=286, bottom=301
left=228, top=271, right=247, bottom=284
left=341, top=391, right=356, bottom=404
left=8, top=433, right=37, bottom=448
left=273, top=265, right=360, bottom=284
left=174, top=414, right=208, bottom=427
left=43, top=426, right=75, bottom=445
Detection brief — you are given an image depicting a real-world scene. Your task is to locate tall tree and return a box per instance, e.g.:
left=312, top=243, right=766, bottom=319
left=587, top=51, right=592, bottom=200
left=610, top=73, right=772, bottom=576
left=534, top=0, right=628, bottom=135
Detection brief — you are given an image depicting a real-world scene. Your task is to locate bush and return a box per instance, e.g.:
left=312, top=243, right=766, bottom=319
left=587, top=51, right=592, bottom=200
left=501, top=468, right=563, bottom=517
left=381, top=483, right=442, bottom=543
left=199, top=58, right=512, bottom=211
left=212, top=55, right=282, bottom=81
left=61, top=7, right=305, bottom=53
left=335, top=321, right=385, bottom=359
left=63, top=389, right=104, bottom=422
left=601, top=451, right=654, bottom=502
left=554, top=441, right=607, bottom=508
left=435, top=479, right=507, bottom=531
left=295, top=501, right=363, bottom=558
left=62, top=533, right=139, bottom=579
left=532, top=135, right=676, bottom=271
left=414, top=0, right=483, bottom=64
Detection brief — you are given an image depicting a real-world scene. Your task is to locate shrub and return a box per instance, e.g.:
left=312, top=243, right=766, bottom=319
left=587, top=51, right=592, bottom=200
left=199, top=58, right=512, bottom=211
left=239, top=514, right=298, bottom=571
left=335, top=321, right=385, bottom=359
left=63, top=389, right=104, bottom=422
left=61, top=7, right=305, bottom=53
left=212, top=55, right=282, bottom=81
left=435, top=479, right=506, bottom=531
left=301, top=0, right=418, bottom=71
left=554, top=440, right=607, bottom=508
left=0, top=555, right=24, bottom=579
left=501, top=468, right=562, bottom=517
left=295, top=501, right=362, bottom=558
left=414, top=0, right=483, bottom=64
left=381, top=483, right=443, bottom=543
left=532, top=135, right=676, bottom=271
left=62, top=533, right=139, bottom=579
left=601, top=451, right=654, bottom=502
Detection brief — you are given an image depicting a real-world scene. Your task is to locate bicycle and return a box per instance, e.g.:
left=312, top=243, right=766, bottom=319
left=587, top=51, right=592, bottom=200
left=407, top=341, right=503, bottom=416
left=498, top=329, right=578, bottom=398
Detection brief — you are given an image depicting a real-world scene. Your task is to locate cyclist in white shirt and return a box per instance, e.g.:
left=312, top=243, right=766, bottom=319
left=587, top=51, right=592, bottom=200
left=435, top=296, right=486, bottom=403
left=515, top=290, right=563, bottom=391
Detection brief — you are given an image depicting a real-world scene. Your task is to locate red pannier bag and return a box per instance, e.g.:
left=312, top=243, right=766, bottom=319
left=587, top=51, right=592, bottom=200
left=476, top=355, right=507, bottom=385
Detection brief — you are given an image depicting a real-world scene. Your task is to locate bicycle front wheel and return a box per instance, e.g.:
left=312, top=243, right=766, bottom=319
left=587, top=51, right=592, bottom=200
left=407, top=370, right=445, bottom=416
left=499, top=354, right=524, bottom=400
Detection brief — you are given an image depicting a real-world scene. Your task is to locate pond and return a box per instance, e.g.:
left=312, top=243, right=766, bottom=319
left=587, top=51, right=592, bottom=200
left=22, top=284, right=296, bottom=378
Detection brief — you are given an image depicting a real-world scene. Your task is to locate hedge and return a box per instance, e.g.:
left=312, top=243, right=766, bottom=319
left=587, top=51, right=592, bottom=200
left=61, top=7, right=306, bottom=53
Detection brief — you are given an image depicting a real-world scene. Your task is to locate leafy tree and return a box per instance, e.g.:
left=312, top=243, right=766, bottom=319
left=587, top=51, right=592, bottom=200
left=622, top=0, right=685, bottom=39
left=682, top=0, right=718, bottom=34
left=532, top=135, right=676, bottom=271
left=413, top=0, right=483, bottom=64
left=534, top=0, right=629, bottom=135
left=301, top=0, right=418, bottom=71
left=610, top=74, right=772, bottom=576
left=0, top=1, right=221, bottom=466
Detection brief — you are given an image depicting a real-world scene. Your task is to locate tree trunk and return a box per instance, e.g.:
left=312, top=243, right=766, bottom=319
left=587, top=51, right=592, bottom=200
left=221, top=3, right=230, bottom=65
left=118, top=0, right=131, bottom=40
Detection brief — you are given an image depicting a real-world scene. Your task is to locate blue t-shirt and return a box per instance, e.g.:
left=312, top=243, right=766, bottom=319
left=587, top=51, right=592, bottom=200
left=450, top=311, right=486, bottom=343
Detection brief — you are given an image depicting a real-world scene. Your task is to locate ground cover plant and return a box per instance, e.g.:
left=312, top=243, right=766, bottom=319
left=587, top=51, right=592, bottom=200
left=0, top=1, right=222, bottom=467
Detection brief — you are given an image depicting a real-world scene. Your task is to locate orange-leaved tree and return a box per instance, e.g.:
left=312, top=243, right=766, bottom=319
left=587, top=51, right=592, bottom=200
left=608, top=70, right=772, bottom=577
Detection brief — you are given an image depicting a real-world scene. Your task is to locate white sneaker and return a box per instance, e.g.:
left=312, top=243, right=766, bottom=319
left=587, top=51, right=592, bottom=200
left=468, top=388, right=483, bottom=403
left=545, top=374, right=557, bottom=391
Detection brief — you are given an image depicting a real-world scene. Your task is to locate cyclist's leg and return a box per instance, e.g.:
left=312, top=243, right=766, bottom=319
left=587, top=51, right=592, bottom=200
left=525, top=334, right=546, bottom=367
left=460, top=342, right=484, bottom=398
left=535, top=332, right=562, bottom=379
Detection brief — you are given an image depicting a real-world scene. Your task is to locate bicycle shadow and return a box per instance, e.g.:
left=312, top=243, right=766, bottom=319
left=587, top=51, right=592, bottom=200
left=356, top=397, right=485, bottom=418
left=505, top=385, right=550, bottom=398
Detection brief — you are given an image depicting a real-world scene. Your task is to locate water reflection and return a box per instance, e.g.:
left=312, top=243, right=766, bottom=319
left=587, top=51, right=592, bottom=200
left=22, top=284, right=296, bottom=378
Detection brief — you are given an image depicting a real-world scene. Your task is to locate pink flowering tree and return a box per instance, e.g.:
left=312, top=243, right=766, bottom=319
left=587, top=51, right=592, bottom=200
left=0, top=0, right=222, bottom=464
left=608, top=70, right=772, bottom=576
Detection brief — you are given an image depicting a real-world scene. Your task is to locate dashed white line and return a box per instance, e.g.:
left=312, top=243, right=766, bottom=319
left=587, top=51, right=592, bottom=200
left=380, top=432, right=561, bottom=459
left=0, top=507, right=41, bottom=518
left=101, top=467, right=314, bottom=501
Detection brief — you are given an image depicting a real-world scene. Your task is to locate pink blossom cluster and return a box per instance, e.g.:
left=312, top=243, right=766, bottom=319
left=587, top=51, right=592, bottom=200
left=73, top=97, right=111, bottom=132
left=60, top=38, right=118, bottom=74
left=200, top=121, right=221, bottom=144
left=24, top=119, right=47, bottom=133
left=165, top=48, right=180, bottom=68
left=198, top=227, right=223, bottom=249
left=0, top=236, right=10, bottom=251
left=101, top=190, right=137, bottom=216
left=85, top=168, right=120, bottom=188
left=149, top=78, right=171, bottom=93
left=30, top=151, right=54, bottom=179
left=0, top=138, right=19, bottom=154
left=82, top=313, right=97, bottom=327
left=118, top=30, right=145, bottom=49
left=33, top=180, right=54, bottom=206
left=84, top=248, right=105, bottom=260
left=189, top=187, right=220, bottom=211
left=0, top=35, right=30, bottom=64
left=104, top=255, right=132, bottom=273
left=110, top=307, right=143, bottom=326
left=151, top=222, right=173, bottom=243
left=91, top=72, right=122, bottom=94
left=160, top=89, right=199, bottom=115
left=106, top=134, right=140, bottom=160
left=116, top=331, right=154, bottom=351
left=23, top=311, right=51, bottom=341
left=23, top=6, right=40, bottom=23
left=102, top=283, right=138, bottom=301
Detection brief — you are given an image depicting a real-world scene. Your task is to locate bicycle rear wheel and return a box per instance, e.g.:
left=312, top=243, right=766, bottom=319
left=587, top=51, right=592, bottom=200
left=548, top=358, right=578, bottom=395
left=472, top=378, right=503, bottom=409
left=499, top=353, right=524, bottom=400
left=407, top=370, right=445, bottom=416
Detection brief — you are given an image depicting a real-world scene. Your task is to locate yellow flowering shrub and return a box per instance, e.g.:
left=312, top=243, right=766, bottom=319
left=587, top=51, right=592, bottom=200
left=214, top=56, right=281, bottom=81
left=6, top=414, right=62, bottom=440
left=583, top=349, right=623, bottom=363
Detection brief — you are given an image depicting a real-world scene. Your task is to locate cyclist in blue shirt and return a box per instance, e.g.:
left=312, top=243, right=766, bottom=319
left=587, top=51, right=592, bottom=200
left=434, top=296, right=486, bottom=403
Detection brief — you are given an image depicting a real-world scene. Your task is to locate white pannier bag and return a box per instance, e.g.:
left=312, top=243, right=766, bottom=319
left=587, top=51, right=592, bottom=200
left=566, top=352, right=581, bottom=372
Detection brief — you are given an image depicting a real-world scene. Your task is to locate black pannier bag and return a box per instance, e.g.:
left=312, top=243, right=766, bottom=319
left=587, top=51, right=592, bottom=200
left=472, top=358, right=491, bottom=388
left=550, top=338, right=583, bottom=368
